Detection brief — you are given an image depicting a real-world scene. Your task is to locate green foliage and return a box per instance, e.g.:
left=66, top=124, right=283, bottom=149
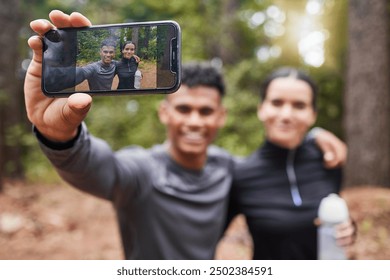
left=217, top=58, right=278, bottom=156
left=85, top=95, right=166, bottom=150
left=24, top=146, right=63, bottom=184
left=309, top=67, right=345, bottom=138
left=77, top=29, right=112, bottom=63
left=76, top=25, right=160, bottom=66
left=8, top=124, right=61, bottom=183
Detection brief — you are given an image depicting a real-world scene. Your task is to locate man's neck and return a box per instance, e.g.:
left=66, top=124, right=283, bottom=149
left=165, top=144, right=206, bottom=171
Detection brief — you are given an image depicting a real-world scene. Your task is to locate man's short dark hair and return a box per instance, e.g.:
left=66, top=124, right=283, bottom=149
left=101, top=38, right=117, bottom=49
left=181, top=61, right=225, bottom=97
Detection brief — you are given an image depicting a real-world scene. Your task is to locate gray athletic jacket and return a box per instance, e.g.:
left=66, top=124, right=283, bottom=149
left=35, top=124, right=233, bottom=259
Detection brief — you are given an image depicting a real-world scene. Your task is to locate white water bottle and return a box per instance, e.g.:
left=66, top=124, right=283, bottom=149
left=134, top=70, right=142, bottom=89
left=318, top=193, right=349, bottom=260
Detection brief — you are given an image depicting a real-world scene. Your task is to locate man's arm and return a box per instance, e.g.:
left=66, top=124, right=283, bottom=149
left=36, top=123, right=118, bottom=199
left=35, top=123, right=147, bottom=203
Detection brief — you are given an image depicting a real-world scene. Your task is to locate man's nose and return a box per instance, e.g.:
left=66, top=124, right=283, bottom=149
left=187, top=111, right=202, bottom=125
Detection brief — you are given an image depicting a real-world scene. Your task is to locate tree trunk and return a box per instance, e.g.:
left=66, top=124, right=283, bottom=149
left=218, top=0, right=241, bottom=65
left=344, top=0, right=390, bottom=187
left=0, top=0, right=24, bottom=190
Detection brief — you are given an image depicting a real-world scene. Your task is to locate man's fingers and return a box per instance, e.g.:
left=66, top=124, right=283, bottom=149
left=313, top=128, right=347, bottom=168
left=49, top=10, right=92, bottom=28
left=324, top=151, right=337, bottom=168
left=30, top=10, right=92, bottom=37
left=69, top=12, right=92, bottom=27
left=49, top=10, right=72, bottom=28
left=324, top=151, right=335, bottom=162
left=25, top=36, right=47, bottom=115
left=30, top=19, right=56, bottom=36
left=27, top=36, right=43, bottom=64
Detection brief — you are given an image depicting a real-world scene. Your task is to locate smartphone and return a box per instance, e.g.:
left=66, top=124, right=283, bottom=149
left=42, top=20, right=181, bottom=96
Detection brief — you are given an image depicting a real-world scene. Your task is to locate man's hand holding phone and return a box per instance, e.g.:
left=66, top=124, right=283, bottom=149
left=25, top=10, right=92, bottom=142
left=26, top=10, right=181, bottom=142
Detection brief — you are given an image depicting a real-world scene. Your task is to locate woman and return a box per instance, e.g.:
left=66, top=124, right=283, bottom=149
left=116, top=41, right=140, bottom=89
left=230, top=67, right=353, bottom=259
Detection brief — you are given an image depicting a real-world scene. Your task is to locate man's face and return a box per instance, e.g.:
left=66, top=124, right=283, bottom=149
left=159, top=85, right=226, bottom=168
left=258, top=77, right=317, bottom=149
left=100, top=46, right=115, bottom=65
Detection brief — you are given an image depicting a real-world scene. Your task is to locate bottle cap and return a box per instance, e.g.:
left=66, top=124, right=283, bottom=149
left=318, top=193, right=349, bottom=224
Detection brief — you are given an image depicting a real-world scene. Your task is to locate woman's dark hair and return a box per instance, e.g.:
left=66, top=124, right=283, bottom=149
left=121, top=41, right=136, bottom=51
left=181, top=61, right=226, bottom=97
left=260, top=67, right=318, bottom=111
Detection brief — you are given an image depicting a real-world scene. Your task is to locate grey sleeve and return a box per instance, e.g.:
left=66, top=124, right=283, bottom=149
left=80, top=63, right=96, bottom=79
left=36, top=123, right=150, bottom=203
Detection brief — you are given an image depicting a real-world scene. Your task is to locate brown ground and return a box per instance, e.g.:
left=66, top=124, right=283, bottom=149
left=0, top=180, right=389, bottom=260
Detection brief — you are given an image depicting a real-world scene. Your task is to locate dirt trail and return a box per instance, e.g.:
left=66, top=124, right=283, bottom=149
left=0, top=181, right=389, bottom=259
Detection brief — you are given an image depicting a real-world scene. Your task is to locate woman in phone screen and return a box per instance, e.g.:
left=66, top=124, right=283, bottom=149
left=116, top=41, right=141, bottom=90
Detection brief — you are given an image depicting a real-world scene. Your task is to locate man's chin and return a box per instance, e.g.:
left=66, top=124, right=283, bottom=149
left=180, top=144, right=208, bottom=156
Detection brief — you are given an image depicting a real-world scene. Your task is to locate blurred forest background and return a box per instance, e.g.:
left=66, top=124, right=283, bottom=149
left=0, top=0, right=389, bottom=190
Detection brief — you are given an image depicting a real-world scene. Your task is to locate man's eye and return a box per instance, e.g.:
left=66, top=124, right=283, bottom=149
left=175, top=106, right=191, bottom=114
left=294, top=103, right=307, bottom=109
left=199, top=108, right=214, bottom=116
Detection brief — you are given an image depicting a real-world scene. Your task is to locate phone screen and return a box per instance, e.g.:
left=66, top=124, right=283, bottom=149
left=42, top=21, right=181, bottom=96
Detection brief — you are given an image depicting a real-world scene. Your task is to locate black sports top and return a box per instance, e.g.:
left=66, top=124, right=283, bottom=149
left=116, top=57, right=138, bottom=89
left=230, top=140, right=342, bottom=259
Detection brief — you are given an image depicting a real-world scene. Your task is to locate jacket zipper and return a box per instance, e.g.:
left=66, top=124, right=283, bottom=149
left=286, top=149, right=303, bottom=206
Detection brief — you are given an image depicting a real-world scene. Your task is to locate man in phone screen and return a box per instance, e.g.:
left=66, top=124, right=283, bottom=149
left=78, top=38, right=117, bottom=91
left=43, top=37, right=117, bottom=92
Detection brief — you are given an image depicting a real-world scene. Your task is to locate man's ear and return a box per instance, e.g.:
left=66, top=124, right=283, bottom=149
left=158, top=100, right=169, bottom=125
left=217, top=107, right=227, bottom=128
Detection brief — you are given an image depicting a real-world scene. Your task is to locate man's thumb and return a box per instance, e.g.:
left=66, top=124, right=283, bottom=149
left=64, top=93, right=92, bottom=125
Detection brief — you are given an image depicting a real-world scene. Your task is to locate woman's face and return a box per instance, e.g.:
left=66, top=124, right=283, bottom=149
left=122, top=43, right=135, bottom=59
left=258, top=77, right=317, bottom=149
